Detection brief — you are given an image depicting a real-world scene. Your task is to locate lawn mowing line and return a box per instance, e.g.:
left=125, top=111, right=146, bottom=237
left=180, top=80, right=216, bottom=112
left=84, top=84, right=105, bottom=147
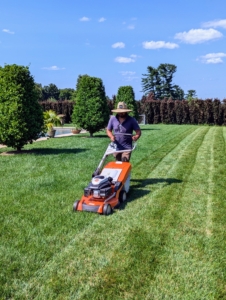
left=132, top=127, right=207, bottom=193
left=149, top=127, right=208, bottom=179
left=132, top=126, right=198, bottom=179
left=210, top=127, right=226, bottom=299
left=128, top=127, right=209, bottom=225
left=206, top=128, right=215, bottom=237
left=134, top=127, right=197, bottom=171
left=147, top=127, right=220, bottom=299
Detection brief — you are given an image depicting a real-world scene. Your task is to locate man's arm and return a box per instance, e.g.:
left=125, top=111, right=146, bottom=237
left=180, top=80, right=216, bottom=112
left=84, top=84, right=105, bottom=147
left=132, top=129, right=141, bottom=141
left=106, top=129, right=115, bottom=142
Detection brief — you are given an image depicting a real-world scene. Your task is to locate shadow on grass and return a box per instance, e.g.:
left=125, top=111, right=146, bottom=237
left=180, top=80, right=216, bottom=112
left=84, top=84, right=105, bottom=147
left=118, top=177, right=182, bottom=210
left=31, top=147, right=88, bottom=155
left=139, top=127, right=161, bottom=130
left=130, top=178, right=182, bottom=188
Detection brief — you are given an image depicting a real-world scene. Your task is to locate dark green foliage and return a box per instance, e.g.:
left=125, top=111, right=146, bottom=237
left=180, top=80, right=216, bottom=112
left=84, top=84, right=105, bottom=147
left=142, top=64, right=184, bottom=100
left=138, top=97, right=226, bottom=125
left=39, top=100, right=74, bottom=123
left=0, top=64, right=44, bottom=150
left=59, top=88, right=75, bottom=100
left=213, top=99, right=221, bottom=125
left=72, top=75, right=110, bottom=136
left=115, top=86, right=139, bottom=120
left=185, top=89, right=197, bottom=100
left=42, top=83, right=60, bottom=100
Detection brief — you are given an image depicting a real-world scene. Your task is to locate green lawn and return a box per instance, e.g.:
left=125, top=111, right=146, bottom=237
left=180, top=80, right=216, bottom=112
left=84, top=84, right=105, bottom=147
left=0, top=125, right=226, bottom=299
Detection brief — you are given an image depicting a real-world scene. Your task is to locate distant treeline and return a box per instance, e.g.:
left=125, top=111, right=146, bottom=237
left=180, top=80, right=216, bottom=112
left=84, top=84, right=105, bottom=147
left=39, top=98, right=226, bottom=126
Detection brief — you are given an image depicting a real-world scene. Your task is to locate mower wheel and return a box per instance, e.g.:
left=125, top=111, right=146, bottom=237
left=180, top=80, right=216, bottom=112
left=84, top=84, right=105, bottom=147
left=119, top=190, right=127, bottom=203
left=73, top=200, right=79, bottom=211
left=103, top=204, right=112, bottom=215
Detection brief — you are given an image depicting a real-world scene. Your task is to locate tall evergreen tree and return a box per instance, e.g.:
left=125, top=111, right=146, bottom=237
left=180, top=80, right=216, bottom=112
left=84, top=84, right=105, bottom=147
left=141, top=63, right=184, bottom=100
left=115, top=86, right=139, bottom=120
left=72, top=75, right=109, bottom=137
left=0, top=64, right=44, bottom=151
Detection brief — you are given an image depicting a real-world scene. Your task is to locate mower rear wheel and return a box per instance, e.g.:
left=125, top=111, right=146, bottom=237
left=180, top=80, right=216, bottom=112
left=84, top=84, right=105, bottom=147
left=103, top=204, right=112, bottom=215
left=119, top=190, right=127, bottom=203
left=73, top=200, right=79, bottom=211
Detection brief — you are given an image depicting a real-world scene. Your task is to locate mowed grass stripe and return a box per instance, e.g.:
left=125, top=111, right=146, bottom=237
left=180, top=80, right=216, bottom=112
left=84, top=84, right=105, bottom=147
left=142, top=127, right=219, bottom=299
left=132, top=125, right=198, bottom=175
left=209, top=127, right=226, bottom=299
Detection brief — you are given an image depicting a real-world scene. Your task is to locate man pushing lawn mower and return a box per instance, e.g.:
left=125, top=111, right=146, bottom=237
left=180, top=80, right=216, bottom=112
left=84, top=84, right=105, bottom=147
left=106, top=102, right=141, bottom=162
left=72, top=102, right=141, bottom=215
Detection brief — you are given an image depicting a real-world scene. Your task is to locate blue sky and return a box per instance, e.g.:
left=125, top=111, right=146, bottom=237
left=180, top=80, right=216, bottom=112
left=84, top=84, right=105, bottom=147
left=1, top=0, right=226, bottom=100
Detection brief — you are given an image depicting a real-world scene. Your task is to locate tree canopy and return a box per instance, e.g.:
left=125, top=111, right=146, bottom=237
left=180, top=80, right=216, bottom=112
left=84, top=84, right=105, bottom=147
left=141, top=64, right=184, bottom=100
left=72, top=75, right=110, bottom=137
left=0, top=64, right=44, bottom=151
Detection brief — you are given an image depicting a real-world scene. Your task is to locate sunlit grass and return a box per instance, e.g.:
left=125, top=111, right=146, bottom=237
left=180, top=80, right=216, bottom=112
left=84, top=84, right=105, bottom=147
left=0, top=125, right=225, bottom=299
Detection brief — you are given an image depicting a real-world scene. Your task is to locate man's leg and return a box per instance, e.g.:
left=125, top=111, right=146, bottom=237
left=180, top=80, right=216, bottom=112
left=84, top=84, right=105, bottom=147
left=121, top=151, right=131, bottom=162
left=114, top=153, right=122, bottom=161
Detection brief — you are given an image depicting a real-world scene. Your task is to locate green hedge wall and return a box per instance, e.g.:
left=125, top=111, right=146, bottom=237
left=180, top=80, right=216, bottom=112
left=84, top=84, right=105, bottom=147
left=140, top=99, right=226, bottom=125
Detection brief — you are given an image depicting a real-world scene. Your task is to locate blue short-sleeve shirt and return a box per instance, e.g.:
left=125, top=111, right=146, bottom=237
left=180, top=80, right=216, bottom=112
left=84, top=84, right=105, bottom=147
left=107, top=115, right=140, bottom=150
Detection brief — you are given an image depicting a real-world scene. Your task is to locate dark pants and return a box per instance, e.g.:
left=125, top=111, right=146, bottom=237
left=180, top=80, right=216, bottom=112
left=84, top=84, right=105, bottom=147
left=114, top=151, right=131, bottom=162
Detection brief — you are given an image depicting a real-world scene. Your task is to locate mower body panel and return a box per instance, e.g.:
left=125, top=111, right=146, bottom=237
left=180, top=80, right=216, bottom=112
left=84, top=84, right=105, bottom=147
left=76, top=161, right=131, bottom=214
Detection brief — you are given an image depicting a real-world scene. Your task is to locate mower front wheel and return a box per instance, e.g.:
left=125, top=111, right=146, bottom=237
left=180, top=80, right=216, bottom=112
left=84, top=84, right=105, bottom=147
left=73, top=200, right=80, bottom=211
left=119, top=190, right=127, bottom=203
left=103, top=204, right=112, bottom=216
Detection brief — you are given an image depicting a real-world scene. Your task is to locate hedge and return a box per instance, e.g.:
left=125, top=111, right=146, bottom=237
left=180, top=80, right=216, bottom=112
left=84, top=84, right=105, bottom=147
left=139, top=99, right=226, bottom=125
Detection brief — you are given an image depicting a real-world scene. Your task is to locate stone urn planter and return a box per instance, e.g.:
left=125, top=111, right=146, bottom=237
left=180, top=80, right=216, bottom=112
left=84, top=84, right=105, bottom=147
left=71, top=129, right=81, bottom=134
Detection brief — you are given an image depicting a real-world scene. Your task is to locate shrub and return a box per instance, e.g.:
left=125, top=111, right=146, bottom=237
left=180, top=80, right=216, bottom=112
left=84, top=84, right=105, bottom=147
left=72, top=75, right=110, bottom=137
left=0, top=64, right=43, bottom=151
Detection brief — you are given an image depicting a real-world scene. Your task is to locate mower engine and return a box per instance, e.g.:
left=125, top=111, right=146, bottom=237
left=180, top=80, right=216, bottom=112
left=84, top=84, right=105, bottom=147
left=84, top=175, right=113, bottom=199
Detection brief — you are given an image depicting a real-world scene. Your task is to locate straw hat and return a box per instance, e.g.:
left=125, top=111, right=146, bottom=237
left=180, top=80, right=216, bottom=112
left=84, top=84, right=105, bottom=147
left=111, top=102, right=132, bottom=113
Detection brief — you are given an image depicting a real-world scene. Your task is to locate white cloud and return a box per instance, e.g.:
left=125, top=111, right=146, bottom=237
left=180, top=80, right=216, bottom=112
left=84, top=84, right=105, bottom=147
left=119, top=71, right=138, bottom=81
left=202, top=19, right=226, bottom=29
left=2, top=29, right=14, bottom=34
left=115, top=56, right=135, bottom=63
left=174, top=28, right=222, bottom=44
left=98, top=17, right=106, bottom=22
left=130, top=54, right=139, bottom=58
left=198, top=52, right=226, bottom=64
left=79, top=17, right=90, bottom=22
left=119, top=71, right=136, bottom=76
left=142, top=40, right=179, bottom=49
left=127, top=25, right=135, bottom=30
left=112, top=42, right=125, bottom=49
left=42, top=66, right=65, bottom=70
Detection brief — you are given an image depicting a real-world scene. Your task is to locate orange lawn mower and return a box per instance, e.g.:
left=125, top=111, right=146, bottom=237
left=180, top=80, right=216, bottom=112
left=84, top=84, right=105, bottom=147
left=72, top=139, right=137, bottom=215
